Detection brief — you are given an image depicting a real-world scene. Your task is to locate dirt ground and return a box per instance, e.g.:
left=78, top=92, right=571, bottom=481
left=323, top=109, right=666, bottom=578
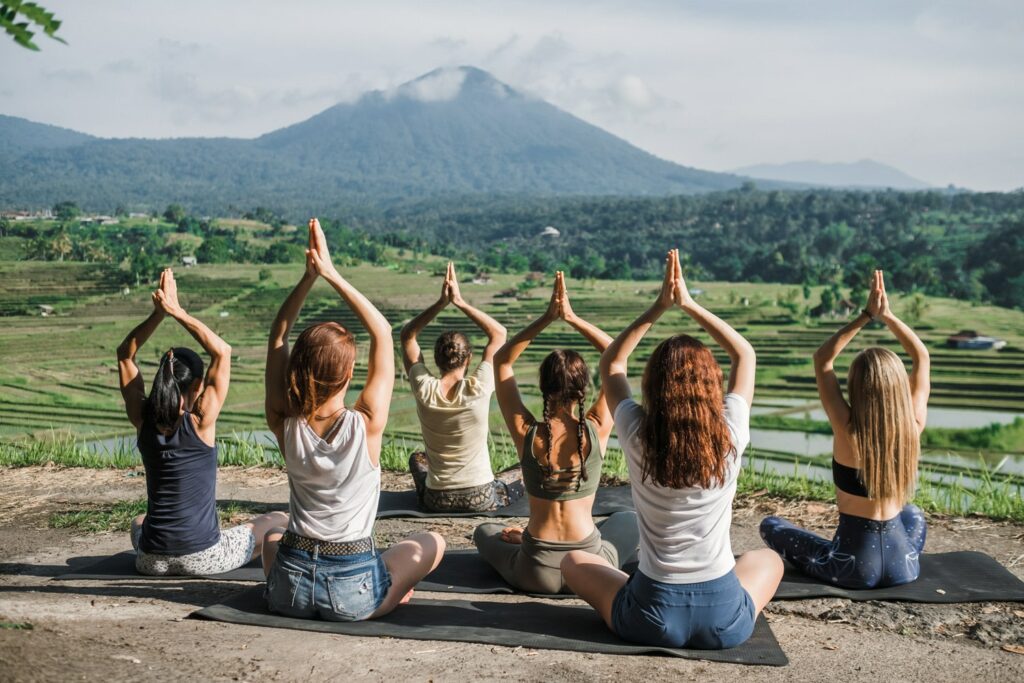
left=1, top=466, right=1023, bottom=682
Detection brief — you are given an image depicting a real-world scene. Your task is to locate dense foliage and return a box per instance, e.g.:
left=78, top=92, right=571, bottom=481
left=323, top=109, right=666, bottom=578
left=346, top=189, right=1024, bottom=308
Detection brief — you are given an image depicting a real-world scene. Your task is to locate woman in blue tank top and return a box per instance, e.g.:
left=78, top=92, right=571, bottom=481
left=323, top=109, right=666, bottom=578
left=117, top=268, right=287, bottom=576
left=759, top=270, right=930, bottom=588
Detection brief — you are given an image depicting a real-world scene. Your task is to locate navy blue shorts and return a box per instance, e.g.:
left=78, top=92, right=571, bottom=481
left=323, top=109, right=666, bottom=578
left=611, top=568, right=756, bottom=650
left=266, top=544, right=392, bottom=621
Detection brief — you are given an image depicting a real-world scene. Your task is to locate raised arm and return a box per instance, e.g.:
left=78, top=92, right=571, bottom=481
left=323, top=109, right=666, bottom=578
left=116, top=271, right=168, bottom=431
left=672, top=250, right=756, bottom=407
left=493, top=279, right=559, bottom=452
left=448, top=263, right=507, bottom=364
left=309, top=220, right=394, bottom=453
left=556, top=272, right=614, bottom=442
left=265, top=226, right=318, bottom=439
left=812, top=278, right=874, bottom=429
left=400, top=266, right=448, bottom=373
left=600, top=251, right=678, bottom=416
left=154, top=269, right=231, bottom=440
left=875, top=271, right=930, bottom=431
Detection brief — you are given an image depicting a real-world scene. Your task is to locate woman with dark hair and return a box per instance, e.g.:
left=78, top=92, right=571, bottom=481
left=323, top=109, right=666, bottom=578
left=262, top=218, right=444, bottom=622
left=400, top=262, right=520, bottom=512
left=561, top=250, right=782, bottom=650
left=473, top=272, right=639, bottom=594
left=117, top=269, right=287, bottom=576
left=759, top=271, right=929, bottom=588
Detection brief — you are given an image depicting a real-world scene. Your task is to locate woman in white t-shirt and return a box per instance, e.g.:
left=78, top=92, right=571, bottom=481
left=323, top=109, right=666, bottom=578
left=561, top=249, right=783, bottom=649
left=260, top=219, right=445, bottom=622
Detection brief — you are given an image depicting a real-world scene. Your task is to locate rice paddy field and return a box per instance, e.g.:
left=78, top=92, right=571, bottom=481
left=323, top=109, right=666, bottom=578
left=1, top=238, right=1022, bottom=460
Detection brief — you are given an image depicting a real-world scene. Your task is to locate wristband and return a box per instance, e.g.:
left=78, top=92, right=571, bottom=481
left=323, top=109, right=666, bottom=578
left=861, top=308, right=874, bottom=321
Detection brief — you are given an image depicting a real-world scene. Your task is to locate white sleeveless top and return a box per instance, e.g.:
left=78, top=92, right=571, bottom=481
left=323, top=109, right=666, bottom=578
left=282, top=410, right=379, bottom=542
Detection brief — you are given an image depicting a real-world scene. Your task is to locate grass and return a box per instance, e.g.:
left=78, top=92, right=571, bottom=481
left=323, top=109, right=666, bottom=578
left=739, top=455, right=1024, bottom=522
left=49, top=498, right=271, bottom=533
left=12, top=433, right=1021, bottom=523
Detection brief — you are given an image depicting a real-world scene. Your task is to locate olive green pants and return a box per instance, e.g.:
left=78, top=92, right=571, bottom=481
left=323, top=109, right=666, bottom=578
left=473, top=511, right=639, bottom=595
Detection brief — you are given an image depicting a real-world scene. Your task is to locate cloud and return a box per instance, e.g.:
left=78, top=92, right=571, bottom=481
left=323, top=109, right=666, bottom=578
left=390, top=67, right=467, bottom=102
left=43, top=68, right=93, bottom=84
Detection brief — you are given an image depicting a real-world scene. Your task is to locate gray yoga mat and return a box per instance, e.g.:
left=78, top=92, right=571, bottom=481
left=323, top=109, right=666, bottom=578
left=375, top=485, right=635, bottom=518
left=191, top=587, right=788, bottom=666
left=417, top=549, right=1024, bottom=604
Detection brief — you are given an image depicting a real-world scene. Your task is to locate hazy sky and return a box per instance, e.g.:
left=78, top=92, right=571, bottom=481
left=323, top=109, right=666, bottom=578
left=2, top=1, right=1022, bottom=190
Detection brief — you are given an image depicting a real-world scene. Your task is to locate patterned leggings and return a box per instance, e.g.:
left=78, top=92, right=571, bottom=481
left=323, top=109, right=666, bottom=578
left=760, top=505, right=927, bottom=589
left=409, top=452, right=525, bottom=512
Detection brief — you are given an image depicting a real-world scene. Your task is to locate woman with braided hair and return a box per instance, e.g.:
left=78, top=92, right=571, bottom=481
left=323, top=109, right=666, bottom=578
left=473, top=272, right=639, bottom=594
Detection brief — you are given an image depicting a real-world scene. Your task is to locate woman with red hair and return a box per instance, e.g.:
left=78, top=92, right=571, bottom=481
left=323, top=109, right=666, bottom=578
left=260, top=219, right=444, bottom=622
left=562, top=249, right=782, bottom=649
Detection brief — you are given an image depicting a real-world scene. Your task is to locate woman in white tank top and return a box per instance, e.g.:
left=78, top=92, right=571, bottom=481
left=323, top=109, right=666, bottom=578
left=260, top=218, right=445, bottom=622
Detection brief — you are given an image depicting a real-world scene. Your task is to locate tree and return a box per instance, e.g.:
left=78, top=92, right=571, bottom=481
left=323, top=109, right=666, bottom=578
left=1, top=2, right=64, bottom=51
left=163, top=204, right=187, bottom=225
left=903, top=291, right=930, bottom=325
left=52, top=201, right=79, bottom=221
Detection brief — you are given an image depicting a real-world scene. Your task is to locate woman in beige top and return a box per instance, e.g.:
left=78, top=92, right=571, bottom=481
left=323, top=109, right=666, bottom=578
left=400, top=262, right=518, bottom=512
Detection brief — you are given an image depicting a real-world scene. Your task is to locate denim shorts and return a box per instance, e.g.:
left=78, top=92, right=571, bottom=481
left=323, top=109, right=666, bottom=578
left=611, top=568, right=755, bottom=649
left=265, top=544, right=392, bottom=622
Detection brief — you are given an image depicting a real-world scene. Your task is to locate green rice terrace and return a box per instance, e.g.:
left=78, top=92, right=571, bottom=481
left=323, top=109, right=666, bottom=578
left=1, top=223, right=1022, bottom=520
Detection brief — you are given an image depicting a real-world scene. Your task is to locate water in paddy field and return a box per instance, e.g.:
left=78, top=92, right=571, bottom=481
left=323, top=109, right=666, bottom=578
left=84, top=401, right=1024, bottom=484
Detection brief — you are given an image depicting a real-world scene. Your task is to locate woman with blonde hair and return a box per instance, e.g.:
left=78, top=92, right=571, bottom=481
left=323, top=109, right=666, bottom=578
left=759, top=270, right=930, bottom=588
left=561, top=250, right=781, bottom=650
left=261, top=219, right=444, bottom=621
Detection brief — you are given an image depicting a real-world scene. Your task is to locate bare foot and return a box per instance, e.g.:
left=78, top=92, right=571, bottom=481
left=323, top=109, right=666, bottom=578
left=501, top=526, right=524, bottom=544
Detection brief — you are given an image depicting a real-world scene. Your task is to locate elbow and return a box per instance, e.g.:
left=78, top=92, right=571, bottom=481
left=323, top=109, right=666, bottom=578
left=216, top=342, right=233, bottom=358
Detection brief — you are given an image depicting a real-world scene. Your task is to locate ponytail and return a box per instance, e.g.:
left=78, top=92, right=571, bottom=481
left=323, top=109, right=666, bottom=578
left=146, top=347, right=204, bottom=432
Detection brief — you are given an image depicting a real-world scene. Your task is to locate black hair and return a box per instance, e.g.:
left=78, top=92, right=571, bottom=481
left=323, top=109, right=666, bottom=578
left=146, top=347, right=204, bottom=432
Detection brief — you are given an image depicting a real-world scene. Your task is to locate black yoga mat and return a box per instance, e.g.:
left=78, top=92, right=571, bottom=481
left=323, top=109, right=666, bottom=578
left=376, top=485, right=635, bottom=519
left=191, top=586, right=788, bottom=666
left=774, top=551, right=1024, bottom=603
left=417, top=550, right=1024, bottom=604
left=51, top=552, right=265, bottom=582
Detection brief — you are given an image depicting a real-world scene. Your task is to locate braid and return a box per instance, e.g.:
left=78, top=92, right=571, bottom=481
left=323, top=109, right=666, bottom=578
left=577, top=395, right=588, bottom=483
left=542, top=394, right=553, bottom=475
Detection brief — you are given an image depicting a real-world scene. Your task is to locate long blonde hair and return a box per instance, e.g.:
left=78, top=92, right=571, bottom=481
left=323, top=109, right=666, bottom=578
left=846, top=347, right=919, bottom=503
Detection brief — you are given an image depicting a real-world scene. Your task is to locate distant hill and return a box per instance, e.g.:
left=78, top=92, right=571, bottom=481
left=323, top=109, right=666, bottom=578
left=0, top=114, right=95, bottom=155
left=0, top=67, right=768, bottom=214
left=734, top=159, right=932, bottom=190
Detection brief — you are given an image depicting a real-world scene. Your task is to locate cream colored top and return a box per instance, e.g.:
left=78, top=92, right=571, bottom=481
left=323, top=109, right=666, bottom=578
left=409, top=361, right=495, bottom=490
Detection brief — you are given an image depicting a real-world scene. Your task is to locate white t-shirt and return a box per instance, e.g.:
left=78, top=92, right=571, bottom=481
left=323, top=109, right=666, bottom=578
left=409, top=361, right=496, bottom=490
left=615, top=393, right=750, bottom=584
left=282, top=410, right=379, bottom=542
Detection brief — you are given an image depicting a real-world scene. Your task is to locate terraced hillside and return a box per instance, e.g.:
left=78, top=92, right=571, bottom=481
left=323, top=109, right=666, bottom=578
left=1, top=258, right=1021, bottom=449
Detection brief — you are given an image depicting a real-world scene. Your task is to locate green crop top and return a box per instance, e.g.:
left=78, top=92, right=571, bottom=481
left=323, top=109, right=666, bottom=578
left=521, top=419, right=604, bottom=501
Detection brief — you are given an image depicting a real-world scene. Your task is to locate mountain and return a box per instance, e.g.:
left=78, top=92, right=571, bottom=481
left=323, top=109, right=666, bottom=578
left=0, top=67, right=763, bottom=214
left=0, top=114, right=95, bottom=155
left=733, top=159, right=932, bottom=190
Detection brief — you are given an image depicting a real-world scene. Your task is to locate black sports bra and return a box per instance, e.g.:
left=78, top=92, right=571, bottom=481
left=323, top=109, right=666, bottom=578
left=832, top=458, right=870, bottom=498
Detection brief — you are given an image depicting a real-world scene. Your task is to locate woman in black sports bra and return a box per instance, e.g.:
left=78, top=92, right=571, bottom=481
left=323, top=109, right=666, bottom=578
left=759, top=270, right=930, bottom=588
left=472, top=272, right=639, bottom=594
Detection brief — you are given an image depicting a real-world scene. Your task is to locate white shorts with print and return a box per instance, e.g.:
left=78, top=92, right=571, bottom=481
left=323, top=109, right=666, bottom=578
left=130, top=523, right=255, bottom=576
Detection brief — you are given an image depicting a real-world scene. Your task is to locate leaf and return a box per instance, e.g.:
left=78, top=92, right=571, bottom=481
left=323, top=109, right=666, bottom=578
left=1001, top=644, right=1024, bottom=655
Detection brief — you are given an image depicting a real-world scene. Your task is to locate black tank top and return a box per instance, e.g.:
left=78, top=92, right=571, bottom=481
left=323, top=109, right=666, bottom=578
left=136, top=410, right=220, bottom=555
